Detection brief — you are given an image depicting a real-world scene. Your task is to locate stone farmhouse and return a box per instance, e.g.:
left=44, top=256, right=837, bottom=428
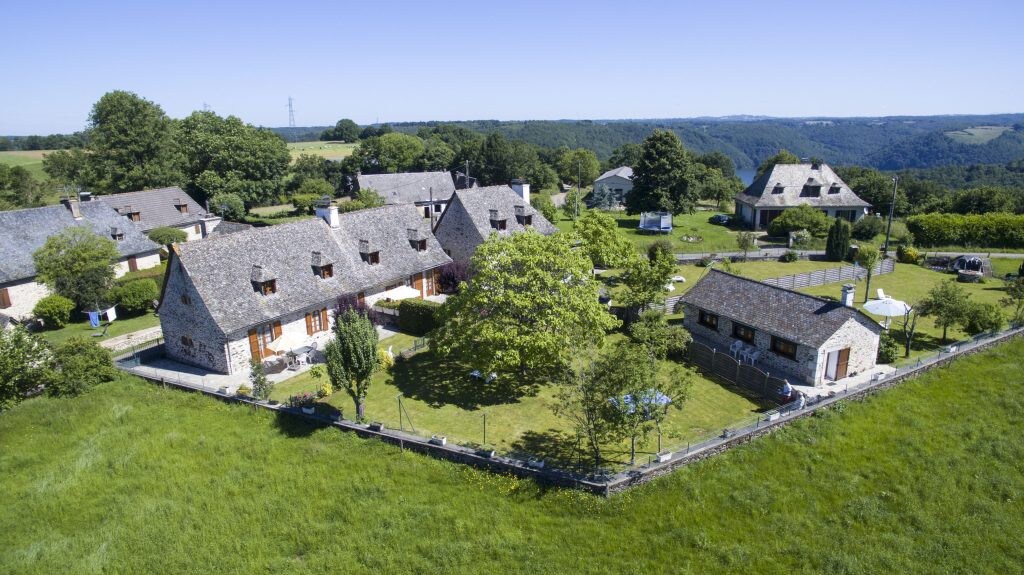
left=356, top=171, right=458, bottom=219
left=593, top=166, right=633, bottom=202
left=0, top=197, right=161, bottom=320
left=432, top=182, right=556, bottom=262
left=157, top=203, right=451, bottom=374
left=680, top=270, right=882, bottom=386
left=97, top=186, right=221, bottom=241
left=734, top=162, right=870, bottom=230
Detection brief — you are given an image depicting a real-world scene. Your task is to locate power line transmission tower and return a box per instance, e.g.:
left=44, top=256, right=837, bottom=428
left=287, top=97, right=296, bottom=127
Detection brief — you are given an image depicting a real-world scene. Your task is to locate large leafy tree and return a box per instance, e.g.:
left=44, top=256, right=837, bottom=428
left=42, top=148, right=95, bottom=191
left=626, top=130, right=698, bottom=216
left=919, top=279, right=970, bottom=341
left=288, top=153, right=345, bottom=193
left=418, top=137, right=456, bottom=171
left=0, top=164, right=44, bottom=209
left=755, top=149, right=800, bottom=179
left=348, top=132, right=425, bottom=174
left=606, top=143, right=642, bottom=170
left=0, top=326, right=54, bottom=410
left=324, top=308, right=379, bottom=420
left=574, top=210, right=634, bottom=268
left=33, top=227, right=119, bottom=309
left=1001, top=277, right=1024, bottom=325
left=85, top=90, right=182, bottom=192
left=320, top=118, right=361, bottom=142
left=556, top=148, right=601, bottom=187
left=835, top=166, right=908, bottom=216
left=177, top=111, right=290, bottom=206
left=619, top=249, right=676, bottom=317
left=432, top=231, right=620, bottom=379
left=855, top=244, right=882, bottom=303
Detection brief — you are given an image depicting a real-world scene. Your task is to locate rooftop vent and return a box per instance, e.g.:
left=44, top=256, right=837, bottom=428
left=489, top=209, right=500, bottom=221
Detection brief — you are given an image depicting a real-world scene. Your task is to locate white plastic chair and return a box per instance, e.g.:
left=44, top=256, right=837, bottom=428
left=738, top=345, right=754, bottom=363
left=747, top=350, right=761, bottom=365
left=729, top=340, right=744, bottom=358
left=877, top=288, right=888, bottom=300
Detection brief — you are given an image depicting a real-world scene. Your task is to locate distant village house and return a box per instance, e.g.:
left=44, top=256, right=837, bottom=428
left=734, top=162, right=870, bottom=230
left=97, top=186, right=221, bottom=241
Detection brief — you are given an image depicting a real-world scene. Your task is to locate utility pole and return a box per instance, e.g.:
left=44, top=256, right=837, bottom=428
left=883, top=175, right=899, bottom=257
left=287, top=97, right=296, bottom=128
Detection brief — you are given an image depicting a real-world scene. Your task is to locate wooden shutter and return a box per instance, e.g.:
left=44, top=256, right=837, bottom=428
left=128, top=257, right=138, bottom=272
left=305, top=313, right=313, bottom=335
left=248, top=329, right=261, bottom=361
left=412, top=273, right=423, bottom=296
left=320, top=309, right=328, bottom=331
left=0, top=287, right=10, bottom=309
left=272, top=321, right=282, bottom=339
left=357, top=292, right=365, bottom=306
left=836, top=348, right=850, bottom=379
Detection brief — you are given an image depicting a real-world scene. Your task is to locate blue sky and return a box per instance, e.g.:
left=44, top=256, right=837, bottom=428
left=2, top=0, right=1022, bottom=134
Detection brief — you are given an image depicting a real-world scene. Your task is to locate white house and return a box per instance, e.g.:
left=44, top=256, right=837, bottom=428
left=734, top=162, right=870, bottom=230
left=0, top=197, right=161, bottom=320
left=680, top=270, right=883, bottom=386
left=97, top=186, right=221, bottom=242
left=157, top=203, right=452, bottom=374
left=593, top=166, right=633, bottom=202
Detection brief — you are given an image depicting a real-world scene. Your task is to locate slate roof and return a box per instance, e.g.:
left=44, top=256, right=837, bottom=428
left=432, top=185, right=557, bottom=261
left=171, top=204, right=451, bottom=335
left=680, top=269, right=881, bottom=348
left=97, top=187, right=213, bottom=232
left=596, top=166, right=633, bottom=181
left=356, top=171, right=457, bottom=205
left=207, top=221, right=252, bottom=237
left=735, top=163, right=870, bottom=208
left=0, top=201, right=160, bottom=284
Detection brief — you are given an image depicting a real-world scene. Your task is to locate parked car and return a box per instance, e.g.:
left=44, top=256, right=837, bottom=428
left=708, top=214, right=730, bottom=225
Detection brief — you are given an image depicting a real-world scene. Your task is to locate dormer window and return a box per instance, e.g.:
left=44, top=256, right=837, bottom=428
left=407, top=228, right=428, bottom=251
left=359, top=239, right=380, bottom=265
left=174, top=199, right=189, bottom=214
left=251, top=265, right=278, bottom=295
left=772, top=184, right=785, bottom=194
left=110, top=226, right=124, bottom=241
left=801, top=178, right=822, bottom=197
left=828, top=183, right=842, bottom=194
left=514, top=205, right=532, bottom=226
left=311, top=251, right=334, bottom=279
left=489, top=209, right=507, bottom=231
left=119, top=206, right=141, bottom=221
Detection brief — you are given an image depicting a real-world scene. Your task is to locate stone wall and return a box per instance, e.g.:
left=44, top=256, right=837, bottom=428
left=112, top=251, right=162, bottom=277
left=0, top=279, right=51, bottom=320
left=224, top=305, right=335, bottom=375
left=159, top=259, right=231, bottom=373
left=813, top=316, right=880, bottom=382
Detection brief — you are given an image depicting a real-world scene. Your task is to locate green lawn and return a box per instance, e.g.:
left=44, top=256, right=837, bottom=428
left=0, top=150, right=49, bottom=180
left=268, top=334, right=767, bottom=464
left=3, top=338, right=1022, bottom=573
left=288, top=141, right=357, bottom=161
left=990, top=257, right=1022, bottom=278
left=801, top=263, right=1014, bottom=362
left=37, top=312, right=161, bottom=348
left=944, top=125, right=1011, bottom=144
left=556, top=209, right=740, bottom=254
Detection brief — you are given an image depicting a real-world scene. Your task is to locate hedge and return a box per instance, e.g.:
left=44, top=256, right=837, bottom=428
left=33, top=294, right=76, bottom=329
left=397, top=299, right=440, bottom=336
left=906, top=212, right=1024, bottom=248
left=111, top=279, right=159, bottom=315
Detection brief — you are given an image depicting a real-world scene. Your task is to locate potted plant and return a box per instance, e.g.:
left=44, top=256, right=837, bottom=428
left=289, top=392, right=317, bottom=415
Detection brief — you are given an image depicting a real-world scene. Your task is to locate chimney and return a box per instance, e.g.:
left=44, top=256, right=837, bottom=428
left=314, top=197, right=339, bottom=228
left=840, top=284, right=855, bottom=307
left=61, top=197, right=83, bottom=220
left=510, top=179, right=530, bottom=205
left=78, top=190, right=92, bottom=202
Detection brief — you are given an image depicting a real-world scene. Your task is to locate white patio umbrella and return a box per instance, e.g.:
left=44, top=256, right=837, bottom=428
left=265, top=331, right=308, bottom=354
left=862, top=298, right=911, bottom=328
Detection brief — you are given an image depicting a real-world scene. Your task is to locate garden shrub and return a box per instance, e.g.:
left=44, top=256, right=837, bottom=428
left=851, top=216, right=885, bottom=241
left=647, top=239, right=674, bottom=262
left=768, top=205, right=830, bottom=237
left=896, top=244, right=921, bottom=265
left=289, top=193, right=321, bottom=215
left=377, top=349, right=395, bottom=372
left=696, top=257, right=713, bottom=267
left=147, top=226, right=188, bottom=246
left=288, top=392, right=316, bottom=407
left=790, top=229, right=813, bottom=249
left=397, top=299, right=440, bottom=336
left=906, top=212, right=1024, bottom=248
left=876, top=331, right=899, bottom=364
left=33, top=294, right=75, bottom=329
left=111, top=279, right=159, bottom=315
left=826, top=219, right=852, bottom=261
left=209, top=192, right=245, bottom=220
left=48, top=337, right=117, bottom=397
left=236, top=385, right=252, bottom=397
left=780, top=250, right=800, bottom=263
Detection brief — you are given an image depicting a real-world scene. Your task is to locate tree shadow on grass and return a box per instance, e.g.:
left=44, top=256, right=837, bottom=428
left=390, top=351, right=542, bottom=411
left=272, top=409, right=331, bottom=438
left=510, top=429, right=585, bottom=472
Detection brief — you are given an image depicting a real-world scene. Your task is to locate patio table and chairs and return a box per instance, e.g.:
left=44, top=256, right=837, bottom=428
left=729, top=340, right=744, bottom=358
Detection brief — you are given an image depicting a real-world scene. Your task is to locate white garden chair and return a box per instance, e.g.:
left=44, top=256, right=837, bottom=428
left=747, top=350, right=762, bottom=365
left=729, top=340, right=744, bottom=358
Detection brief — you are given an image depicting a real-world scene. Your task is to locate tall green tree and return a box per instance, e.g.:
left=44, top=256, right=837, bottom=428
left=626, top=130, right=698, bottom=216
left=1001, top=277, right=1024, bottom=325
left=855, top=244, right=882, bottom=303
left=85, top=90, right=182, bottom=192
left=530, top=194, right=558, bottom=224
left=574, top=210, right=634, bottom=268
left=606, top=143, right=642, bottom=170
left=33, top=227, right=119, bottom=309
left=556, top=148, right=601, bottom=187
left=177, top=111, right=290, bottom=206
left=320, top=118, right=361, bottom=142
left=432, top=231, right=619, bottom=379
left=0, top=164, right=45, bottom=209
left=696, top=151, right=737, bottom=178
left=918, top=279, right=970, bottom=341
left=42, top=148, right=95, bottom=192
left=324, top=308, right=379, bottom=420
left=418, top=137, right=456, bottom=171
left=961, top=302, right=1004, bottom=335
left=349, top=132, right=425, bottom=174
left=825, top=218, right=852, bottom=261
left=735, top=231, right=756, bottom=260
left=0, top=326, right=53, bottom=410
left=620, top=249, right=676, bottom=318
left=755, top=149, right=800, bottom=179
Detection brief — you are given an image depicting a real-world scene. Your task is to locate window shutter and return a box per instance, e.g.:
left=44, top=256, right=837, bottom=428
left=0, top=287, right=10, bottom=309
left=272, top=322, right=282, bottom=340
left=320, top=308, right=328, bottom=330
left=305, top=313, right=313, bottom=335
left=248, top=329, right=261, bottom=361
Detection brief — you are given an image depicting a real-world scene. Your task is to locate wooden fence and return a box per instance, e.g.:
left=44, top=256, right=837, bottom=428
left=761, top=258, right=895, bottom=290
left=688, top=341, right=790, bottom=399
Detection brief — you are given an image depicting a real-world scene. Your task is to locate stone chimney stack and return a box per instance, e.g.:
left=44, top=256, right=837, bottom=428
left=61, top=197, right=83, bottom=220
left=314, top=197, right=340, bottom=228
left=510, top=179, right=530, bottom=205
left=841, top=283, right=856, bottom=307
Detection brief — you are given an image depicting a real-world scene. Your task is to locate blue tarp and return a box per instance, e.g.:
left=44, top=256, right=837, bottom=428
left=88, top=311, right=101, bottom=328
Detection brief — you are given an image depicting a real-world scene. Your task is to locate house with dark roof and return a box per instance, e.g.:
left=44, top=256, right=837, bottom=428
left=432, top=183, right=557, bottom=263
left=593, top=166, right=633, bottom=202
left=734, top=163, right=870, bottom=230
left=97, top=186, right=221, bottom=241
left=0, top=198, right=161, bottom=320
left=680, top=270, right=882, bottom=385
left=157, top=203, right=451, bottom=374
left=356, top=171, right=457, bottom=219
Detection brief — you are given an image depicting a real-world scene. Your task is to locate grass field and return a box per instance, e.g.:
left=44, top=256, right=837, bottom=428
left=556, top=209, right=741, bottom=254
left=2, top=337, right=1022, bottom=573
left=944, top=125, right=1011, bottom=144
left=0, top=150, right=50, bottom=180
left=288, top=141, right=356, bottom=162
left=36, top=312, right=160, bottom=348
left=801, top=263, right=1014, bottom=361
left=267, top=334, right=768, bottom=463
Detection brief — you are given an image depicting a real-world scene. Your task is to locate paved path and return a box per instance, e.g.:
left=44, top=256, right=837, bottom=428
left=100, top=326, right=162, bottom=352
